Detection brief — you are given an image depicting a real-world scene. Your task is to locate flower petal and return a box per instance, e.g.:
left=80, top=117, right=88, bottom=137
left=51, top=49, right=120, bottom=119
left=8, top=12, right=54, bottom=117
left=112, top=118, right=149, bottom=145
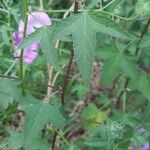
left=141, top=142, right=149, bottom=150
left=132, top=144, right=138, bottom=150
left=13, top=11, right=52, bottom=64
left=23, top=42, right=40, bottom=64
left=12, top=31, right=23, bottom=48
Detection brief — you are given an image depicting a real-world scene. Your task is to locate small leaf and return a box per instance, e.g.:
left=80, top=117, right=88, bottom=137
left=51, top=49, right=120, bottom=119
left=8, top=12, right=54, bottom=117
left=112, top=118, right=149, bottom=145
left=132, top=74, right=150, bottom=101
left=81, top=103, right=106, bottom=129
left=100, top=49, right=137, bottom=85
left=18, top=97, right=65, bottom=147
left=101, top=55, right=121, bottom=85
left=139, top=35, right=150, bottom=48
left=84, top=137, right=108, bottom=148
left=8, top=129, right=23, bottom=150
left=0, top=78, right=21, bottom=110
left=8, top=129, right=49, bottom=150
left=118, top=54, right=137, bottom=79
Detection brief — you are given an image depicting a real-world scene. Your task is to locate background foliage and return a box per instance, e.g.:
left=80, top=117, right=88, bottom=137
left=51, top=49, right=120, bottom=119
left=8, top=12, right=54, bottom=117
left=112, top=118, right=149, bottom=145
left=0, top=0, right=150, bottom=150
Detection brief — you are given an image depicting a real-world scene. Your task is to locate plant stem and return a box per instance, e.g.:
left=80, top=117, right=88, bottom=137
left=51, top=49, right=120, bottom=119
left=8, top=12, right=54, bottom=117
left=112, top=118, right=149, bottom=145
left=0, top=8, right=9, bottom=13
left=61, top=49, right=74, bottom=105
left=51, top=128, right=70, bottom=149
left=116, top=77, right=130, bottom=109
left=61, top=1, right=79, bottom=105
left=4, top=60, right=17, bottom=75
left=2, top=0, right=9, bottom=9
left=135, top=18, right=150, bottom=55
left=0, top=74, right=54, bottom=88
left=19, top=0, right=28, bottom=96
left=116, top=18, right=150, bottom=109
left=52, top=132, right=57, bottom=150
left=39, top=0, right=43, bottom=10
left=53, top=128, right=70, bottom=147
left=123, top=90, right=127, bottom=113
left=103, top=0, right=118, bottom=10
left=52, top=2, right=77, bottom=149
left=35, top=8, right=137, bottom=21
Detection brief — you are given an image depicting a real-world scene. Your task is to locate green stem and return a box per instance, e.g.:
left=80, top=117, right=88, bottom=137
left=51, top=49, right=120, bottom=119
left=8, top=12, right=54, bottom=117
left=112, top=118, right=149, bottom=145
left=0, top=20, right=10, bottom=27
left=35, top=8, right=137, bottom=21
left=39, top=0, right=43, bottom=10
left=0, top=8, right=9, bottom=13
left=53, top=128, right=70, bottom=148
left=2, top=0, right=9, bottom=9
left=120, top=37, right=137, bottom=53
left=103, top=0, right=118, bottom=10
left=20, top=0, right=28, bottom=96
left=4, top=60, right=17, bottom=75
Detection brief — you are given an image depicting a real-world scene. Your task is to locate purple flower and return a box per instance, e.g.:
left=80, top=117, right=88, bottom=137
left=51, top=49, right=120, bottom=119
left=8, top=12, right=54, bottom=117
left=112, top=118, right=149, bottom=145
left=132, top=143, right=149, bottom=150
left=141, top=142, right=149, bottom=150
left=13, top=11, right=51, bottom=64
left=132, top=144, right=138, bottom=150
left=137, top=127, right=145, bottom=134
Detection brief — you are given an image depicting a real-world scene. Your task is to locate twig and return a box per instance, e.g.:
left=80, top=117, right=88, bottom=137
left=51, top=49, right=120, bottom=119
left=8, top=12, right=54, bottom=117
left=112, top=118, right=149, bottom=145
left=116, top=18, right=150, bottom=109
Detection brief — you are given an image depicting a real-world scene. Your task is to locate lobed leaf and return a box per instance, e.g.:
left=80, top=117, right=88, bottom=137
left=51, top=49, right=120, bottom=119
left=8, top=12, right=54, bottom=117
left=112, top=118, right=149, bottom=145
left=53, top=11, right=133, bottom=85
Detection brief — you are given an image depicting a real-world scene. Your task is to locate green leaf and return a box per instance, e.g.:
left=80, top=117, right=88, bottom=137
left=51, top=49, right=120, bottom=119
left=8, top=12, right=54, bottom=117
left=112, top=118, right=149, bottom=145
left=0, top=78, right=21, bottom=110
left=18, top=97, right=65, bottom=147
left=8, top=129, right=23, bottom=150
left=81, top=103, right=106, bottom=129
left=20, top=27, right=59, bottom=70
left=135, top=0, right=150, bottom=16
left=118, top=54, right=137, bottom=79
left=1, top=25, right=12, bottom=45
left=84, top=137, right=108, bottom=147
left=139, top=34, right=150, bottom=48
left=101, top=55, right=121, bottom=85
left=8, top=129, right=49, bottom=150
left=132, top=74, right=150, bottom=101
left=96, top=44, right=119, bottom=59
left=19, top=0, right=28, bottom=20
left=100, top=48, right=137, bottom=85
left=87, top=0, right=101, bottom=8
left=53, top=11, right=132, bottom=85
left=89, top=11, right=132, bottom=40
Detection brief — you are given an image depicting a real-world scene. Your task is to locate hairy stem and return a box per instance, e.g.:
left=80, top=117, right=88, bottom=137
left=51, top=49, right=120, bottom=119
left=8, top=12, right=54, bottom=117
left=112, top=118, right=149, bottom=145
left=19, top=0, right=28, bottom=96
left=52, top=2, right=78, bottom=149
left=60, top=0, right=79, bottom=105
left=61, top=49, right=74, bottom=105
